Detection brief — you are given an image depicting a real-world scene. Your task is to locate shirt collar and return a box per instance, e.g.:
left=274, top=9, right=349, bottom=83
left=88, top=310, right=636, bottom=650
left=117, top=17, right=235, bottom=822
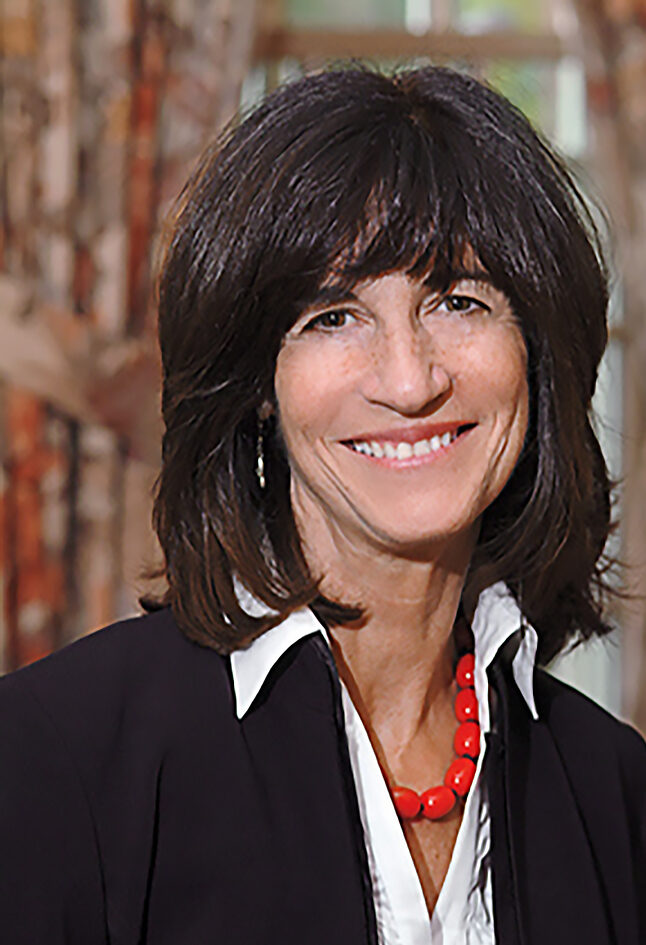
left=471, top=581, right=539, bottom=728
left=230, top=581, right=538, bottom=723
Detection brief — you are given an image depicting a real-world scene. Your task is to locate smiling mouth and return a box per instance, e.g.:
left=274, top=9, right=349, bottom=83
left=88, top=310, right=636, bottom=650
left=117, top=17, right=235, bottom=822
left=343, top=424, right=476, bottom=461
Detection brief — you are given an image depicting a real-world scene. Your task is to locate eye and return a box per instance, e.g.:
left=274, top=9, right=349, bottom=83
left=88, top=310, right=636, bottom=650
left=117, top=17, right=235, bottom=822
left=437, top=294, right=491, bottom=316
left=303, top=308, right=355, bottom=331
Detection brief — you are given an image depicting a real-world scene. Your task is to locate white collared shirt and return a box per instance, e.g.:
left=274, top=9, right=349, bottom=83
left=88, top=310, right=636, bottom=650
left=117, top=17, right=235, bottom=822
left=231, top=583, right=538, bottom=945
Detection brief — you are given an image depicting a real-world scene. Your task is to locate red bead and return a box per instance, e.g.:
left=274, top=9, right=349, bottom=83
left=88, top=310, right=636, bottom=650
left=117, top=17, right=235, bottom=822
left=456, top=653, right=475, bottom=688
left=455, top=687, right=478, bottom=722
left=454, top=721, right=481, bottom=759
left=392, top=786, right=422, bottom=819
left=420, top=785, right=456, bottom=820
left=444, top=757, right=477, bottom=796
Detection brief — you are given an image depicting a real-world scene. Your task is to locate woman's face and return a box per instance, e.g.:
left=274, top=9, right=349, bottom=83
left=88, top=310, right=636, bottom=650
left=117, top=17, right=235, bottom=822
left=274, top=269, right=528, bottom=554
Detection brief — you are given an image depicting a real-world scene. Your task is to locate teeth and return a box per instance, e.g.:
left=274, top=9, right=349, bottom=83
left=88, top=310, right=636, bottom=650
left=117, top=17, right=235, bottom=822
left=350, top=430, right=459, bottom=459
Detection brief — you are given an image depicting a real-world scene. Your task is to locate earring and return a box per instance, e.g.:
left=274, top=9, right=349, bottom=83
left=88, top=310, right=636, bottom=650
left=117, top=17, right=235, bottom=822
left=255, top=423, right=266, bottom=489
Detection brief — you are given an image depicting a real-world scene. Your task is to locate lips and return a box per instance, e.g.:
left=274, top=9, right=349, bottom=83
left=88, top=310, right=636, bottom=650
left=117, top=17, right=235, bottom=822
left=342, top=423, right=476, bottom=461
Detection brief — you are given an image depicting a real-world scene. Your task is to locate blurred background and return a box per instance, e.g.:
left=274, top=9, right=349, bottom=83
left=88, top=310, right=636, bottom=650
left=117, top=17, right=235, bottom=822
left=1, top=0, right=646, bottom=733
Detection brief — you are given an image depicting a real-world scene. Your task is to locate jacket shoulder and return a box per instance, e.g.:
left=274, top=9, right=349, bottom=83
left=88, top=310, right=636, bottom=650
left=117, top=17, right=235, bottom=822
left=0, top=614, right=234, bottom=942
left=4, top=607, right=200, bottom=682
left=534, top=668, right=646, bottom=820
left=0, top=608, right=233, bottom=774
left=3, top=606, right=226, bottom=695
left=535, top=668, right=646, bottom=761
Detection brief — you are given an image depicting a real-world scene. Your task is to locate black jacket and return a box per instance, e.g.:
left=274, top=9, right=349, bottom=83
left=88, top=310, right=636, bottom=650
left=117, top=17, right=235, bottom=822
left=0, top=607, right=644, bottom=944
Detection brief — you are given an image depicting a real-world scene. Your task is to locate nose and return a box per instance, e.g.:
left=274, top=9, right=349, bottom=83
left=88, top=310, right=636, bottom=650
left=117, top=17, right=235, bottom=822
left=365, top=323, right=451, bottom=415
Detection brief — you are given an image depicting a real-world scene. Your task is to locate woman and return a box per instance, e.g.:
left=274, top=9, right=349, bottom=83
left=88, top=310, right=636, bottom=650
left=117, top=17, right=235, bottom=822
left=1, top=66, right=644, bottom=945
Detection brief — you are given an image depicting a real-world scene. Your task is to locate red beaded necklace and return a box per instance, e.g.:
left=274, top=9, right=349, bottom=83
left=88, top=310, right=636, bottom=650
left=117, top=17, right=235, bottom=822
left=391, top=652, right=480, bottom=820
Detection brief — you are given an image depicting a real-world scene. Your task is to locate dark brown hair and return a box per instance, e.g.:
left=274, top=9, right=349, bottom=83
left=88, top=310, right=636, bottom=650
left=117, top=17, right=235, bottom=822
left=148, top=64, right=613, bottom=663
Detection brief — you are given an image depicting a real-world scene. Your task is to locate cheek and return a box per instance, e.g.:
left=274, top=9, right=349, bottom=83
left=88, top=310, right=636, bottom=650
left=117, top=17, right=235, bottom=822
left=480, top=326, right=526, bottom=398
left=274, top=366, right=312, bottom=451
left=460, top=329, right=528, bottom=438
left=274, top=346, right=356, bottom=449
left=493, top=359, right=528, bottom=418
left=502, top=338, right=528, bottom=419
left=487, top=345, right=530, bottom=460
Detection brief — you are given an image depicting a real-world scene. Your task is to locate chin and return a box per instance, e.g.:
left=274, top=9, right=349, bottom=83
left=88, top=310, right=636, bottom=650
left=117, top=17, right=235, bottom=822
left=360, top=512, right=480, bottom=557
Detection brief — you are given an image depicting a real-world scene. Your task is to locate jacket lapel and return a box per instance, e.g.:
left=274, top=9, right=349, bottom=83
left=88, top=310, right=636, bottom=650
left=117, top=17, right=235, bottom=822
left=488, top=654, right=614, bottom=945
left=239, top=633, right=379, bottom=945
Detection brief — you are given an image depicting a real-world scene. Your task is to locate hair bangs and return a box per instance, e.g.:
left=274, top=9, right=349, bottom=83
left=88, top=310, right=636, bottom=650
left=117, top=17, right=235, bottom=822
left=294, top=117, right=487, bottom=301
left=284, top=108, right=541, bottom=310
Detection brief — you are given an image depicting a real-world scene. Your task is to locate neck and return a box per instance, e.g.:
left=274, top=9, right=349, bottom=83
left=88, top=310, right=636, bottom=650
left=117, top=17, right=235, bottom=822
left=293, top=489, right=477, bottom=751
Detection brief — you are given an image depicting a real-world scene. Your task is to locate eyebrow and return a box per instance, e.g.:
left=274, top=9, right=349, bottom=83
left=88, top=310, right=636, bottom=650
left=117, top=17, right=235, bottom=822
left=302, top=267, right=497, bottom=314
left=422, top=267, right=495, bottom=290
left=304, top=284, right=359, bottom=310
